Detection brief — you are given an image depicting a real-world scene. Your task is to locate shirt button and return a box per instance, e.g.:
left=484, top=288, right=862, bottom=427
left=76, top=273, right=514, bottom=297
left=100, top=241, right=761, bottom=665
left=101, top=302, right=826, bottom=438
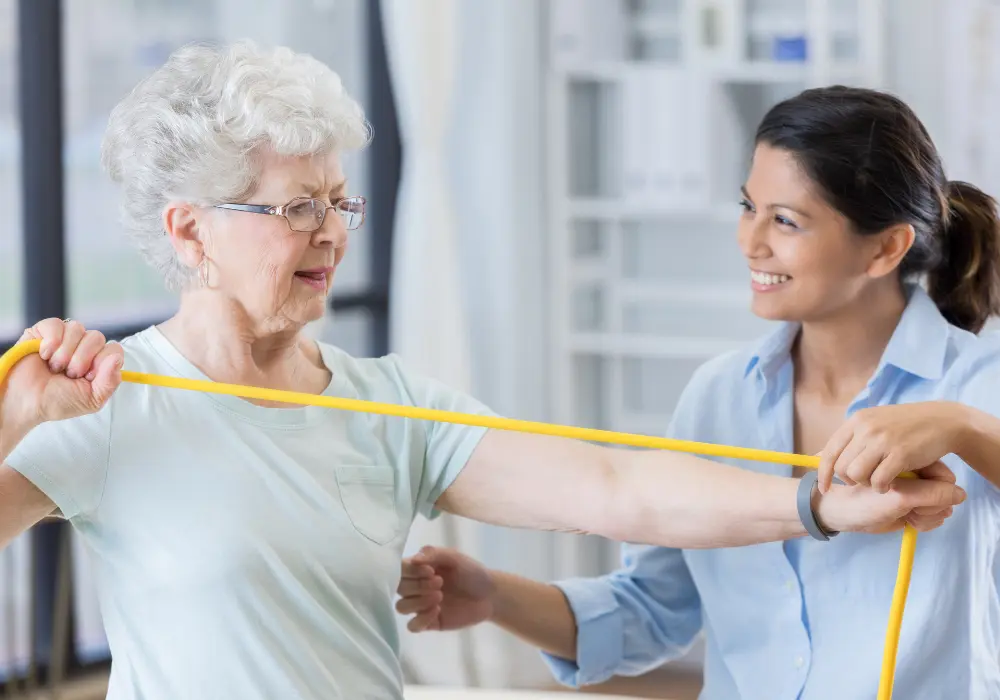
left=785, top=579, right=795, bottom=592
left=795, top=656, right=805, bottom=669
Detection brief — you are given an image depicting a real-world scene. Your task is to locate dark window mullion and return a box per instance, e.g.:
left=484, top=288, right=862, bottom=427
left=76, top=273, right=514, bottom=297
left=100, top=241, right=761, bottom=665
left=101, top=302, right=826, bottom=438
left=16, top=0, right=68, bottom=689
left=363, top=0, right=400, bottom=358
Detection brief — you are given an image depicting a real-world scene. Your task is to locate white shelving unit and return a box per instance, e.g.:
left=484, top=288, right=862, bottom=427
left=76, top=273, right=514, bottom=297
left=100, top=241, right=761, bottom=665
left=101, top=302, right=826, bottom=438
left=543, top=0, right=888, bottom=663
left=546, top=0, right=887, bottom=439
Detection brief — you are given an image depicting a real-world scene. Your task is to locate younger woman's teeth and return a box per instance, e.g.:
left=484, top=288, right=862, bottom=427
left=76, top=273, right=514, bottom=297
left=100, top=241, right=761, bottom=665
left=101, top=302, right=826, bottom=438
left=751, top=271, right=790, bottom=286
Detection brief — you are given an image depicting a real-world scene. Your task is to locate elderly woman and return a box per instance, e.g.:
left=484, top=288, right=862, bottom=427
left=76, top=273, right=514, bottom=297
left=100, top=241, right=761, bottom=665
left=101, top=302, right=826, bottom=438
left=0, top=42, right=965, bottom=699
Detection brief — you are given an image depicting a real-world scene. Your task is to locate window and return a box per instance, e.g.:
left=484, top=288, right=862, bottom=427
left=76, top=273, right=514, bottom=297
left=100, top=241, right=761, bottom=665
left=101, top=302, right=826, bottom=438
left=59, top=0, right=382, bottom=355
left=2, top=0, right=393, bottom=358
left=0, top=2, right=21, bottom=339
left=0, top=0, right=399, bottom=687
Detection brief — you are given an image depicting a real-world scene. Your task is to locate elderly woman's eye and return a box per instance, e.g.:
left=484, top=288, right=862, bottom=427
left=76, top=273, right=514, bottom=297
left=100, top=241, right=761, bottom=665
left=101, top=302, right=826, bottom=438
left=288, top=200, right=319, bottom=216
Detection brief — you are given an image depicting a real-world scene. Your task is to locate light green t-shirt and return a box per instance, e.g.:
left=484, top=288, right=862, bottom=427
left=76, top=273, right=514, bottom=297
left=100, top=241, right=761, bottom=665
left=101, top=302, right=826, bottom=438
left=5, top=326, right=491, bottom=699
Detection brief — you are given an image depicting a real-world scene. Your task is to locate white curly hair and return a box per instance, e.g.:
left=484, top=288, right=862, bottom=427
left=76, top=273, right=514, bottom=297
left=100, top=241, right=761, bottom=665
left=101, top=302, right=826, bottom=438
left=100, top=39, right=372, bottom=291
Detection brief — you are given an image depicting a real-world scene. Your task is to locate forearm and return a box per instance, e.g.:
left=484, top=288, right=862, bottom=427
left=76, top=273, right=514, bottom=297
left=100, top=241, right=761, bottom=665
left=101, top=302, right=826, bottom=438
left=954, top=402, right=1000, bottom=489
left=488, top=570, right=578, bottom=661
left=0, top=401, right=55, bottom=546
left=445, top=431, right=823, bottom=549
left=0, top=396, right=35, bottom=464
left=606, top=449, right=811, bottom=548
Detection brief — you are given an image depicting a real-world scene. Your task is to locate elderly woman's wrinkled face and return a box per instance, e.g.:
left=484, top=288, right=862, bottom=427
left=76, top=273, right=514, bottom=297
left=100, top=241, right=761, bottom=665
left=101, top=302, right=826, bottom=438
left=188, top=150, right=350, bottom=331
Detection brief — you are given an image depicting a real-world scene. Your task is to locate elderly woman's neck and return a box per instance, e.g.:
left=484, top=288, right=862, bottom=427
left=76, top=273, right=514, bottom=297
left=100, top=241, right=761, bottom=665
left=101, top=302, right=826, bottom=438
left=158, top=297, right=328, bottom=395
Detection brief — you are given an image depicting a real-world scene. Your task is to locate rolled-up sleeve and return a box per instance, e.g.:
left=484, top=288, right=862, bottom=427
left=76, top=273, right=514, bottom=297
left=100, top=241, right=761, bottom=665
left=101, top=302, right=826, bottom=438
left=542, top=544, right=702, bottom=687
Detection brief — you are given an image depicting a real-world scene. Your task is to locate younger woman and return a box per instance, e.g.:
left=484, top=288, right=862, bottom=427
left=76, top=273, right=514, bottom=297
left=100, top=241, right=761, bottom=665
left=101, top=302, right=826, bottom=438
left=396, top=85, right=1000, bottom=699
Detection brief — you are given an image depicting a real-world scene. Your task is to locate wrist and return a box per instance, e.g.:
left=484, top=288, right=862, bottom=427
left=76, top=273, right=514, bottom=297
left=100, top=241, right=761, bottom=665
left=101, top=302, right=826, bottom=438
left=483, top=569, right=504, bottom=624
left=947, top=400, right=982, bottom=460
left=813, top=483, right=846, bottom=534
left=0, top=393, right=39, bottom=460
left=0, top=417, right=35, bottom=463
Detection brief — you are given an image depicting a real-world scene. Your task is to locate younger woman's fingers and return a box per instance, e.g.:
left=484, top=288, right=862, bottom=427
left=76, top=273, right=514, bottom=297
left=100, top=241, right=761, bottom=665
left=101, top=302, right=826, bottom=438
left=911, top=505, right=953, bottom=518
left=407, top=608, right=441, bottom=633
left=401, top=561, right=436, bottom=579
left=397, top=575, right=443, bottom=597
left=905, top=514, right=947, bottom=532
left=395, top=592, right=442, bottom=615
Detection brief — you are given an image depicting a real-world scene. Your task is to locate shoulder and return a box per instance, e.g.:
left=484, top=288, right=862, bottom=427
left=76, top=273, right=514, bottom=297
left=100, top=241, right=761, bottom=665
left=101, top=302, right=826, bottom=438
left=944, top=327, right=1000, bottom=410
left=315, top=343, right=420, bottom=399
left=664, top=346, right=759, bottom=441
left=113, top=326, right=185, bottom=376
left=942, top=321, right=1000, bottom=367
left=315, top=342, right=494, bottom=414
left=675, top=346, right=757, bottom=407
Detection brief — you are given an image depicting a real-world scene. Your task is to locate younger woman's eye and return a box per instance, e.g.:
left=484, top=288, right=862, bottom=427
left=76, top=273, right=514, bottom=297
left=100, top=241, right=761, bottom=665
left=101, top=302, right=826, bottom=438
left=775, top=214, right=799, bottom=229
left=738, top=198, right=754, bottom=213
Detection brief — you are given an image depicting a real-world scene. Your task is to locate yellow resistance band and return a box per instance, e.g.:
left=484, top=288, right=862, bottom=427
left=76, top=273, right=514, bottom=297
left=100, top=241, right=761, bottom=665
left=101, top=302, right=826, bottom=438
left=0, top=338, right=915, bottom=699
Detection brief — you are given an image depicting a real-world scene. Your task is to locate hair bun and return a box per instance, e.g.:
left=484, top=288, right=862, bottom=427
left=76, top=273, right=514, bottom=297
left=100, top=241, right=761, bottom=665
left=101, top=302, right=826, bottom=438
left=931, top=180, right=1000, bottom=332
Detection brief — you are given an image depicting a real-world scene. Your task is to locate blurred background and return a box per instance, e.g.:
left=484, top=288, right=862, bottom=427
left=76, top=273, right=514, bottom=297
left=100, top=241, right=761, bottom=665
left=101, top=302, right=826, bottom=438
left=0, top=0, right=998, bottom=698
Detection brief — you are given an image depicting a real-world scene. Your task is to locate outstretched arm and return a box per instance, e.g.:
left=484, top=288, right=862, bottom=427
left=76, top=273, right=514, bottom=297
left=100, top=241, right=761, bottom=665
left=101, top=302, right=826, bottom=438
left=436, top=428, right=965, bottom=550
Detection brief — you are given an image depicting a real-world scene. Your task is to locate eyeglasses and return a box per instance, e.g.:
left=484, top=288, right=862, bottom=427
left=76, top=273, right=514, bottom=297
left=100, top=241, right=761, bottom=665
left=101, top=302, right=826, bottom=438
left=214, top=195, right=366, bottom=233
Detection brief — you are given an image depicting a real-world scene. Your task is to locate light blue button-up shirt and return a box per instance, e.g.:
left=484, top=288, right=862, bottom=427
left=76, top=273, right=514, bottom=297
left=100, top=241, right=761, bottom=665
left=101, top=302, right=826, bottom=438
left=543, top=285, right=1000, bottom=699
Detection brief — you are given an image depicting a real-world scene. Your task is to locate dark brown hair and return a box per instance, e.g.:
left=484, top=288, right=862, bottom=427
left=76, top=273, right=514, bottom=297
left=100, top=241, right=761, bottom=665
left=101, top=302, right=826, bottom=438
left=755, top=85, right=1000, bottom=333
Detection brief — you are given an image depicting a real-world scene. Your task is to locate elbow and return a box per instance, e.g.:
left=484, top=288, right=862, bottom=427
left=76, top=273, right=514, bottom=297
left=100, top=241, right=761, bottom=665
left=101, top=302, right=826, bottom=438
left=593, top=452, right=648, bottom=544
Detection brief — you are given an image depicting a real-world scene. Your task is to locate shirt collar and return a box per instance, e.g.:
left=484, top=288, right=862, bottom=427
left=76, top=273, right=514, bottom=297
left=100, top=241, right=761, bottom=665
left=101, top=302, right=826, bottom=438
left=743, top=284, right=951, bottom=382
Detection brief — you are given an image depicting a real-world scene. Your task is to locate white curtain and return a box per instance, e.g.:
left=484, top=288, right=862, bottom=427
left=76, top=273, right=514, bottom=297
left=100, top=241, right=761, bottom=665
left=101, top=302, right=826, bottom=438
left=71, top=531, right=109, bottom=664
left=380, top=0, right=486, bottom=688
left=383, top=0, right=599, bottom=689
left=0, top=532, right=32, bottom=685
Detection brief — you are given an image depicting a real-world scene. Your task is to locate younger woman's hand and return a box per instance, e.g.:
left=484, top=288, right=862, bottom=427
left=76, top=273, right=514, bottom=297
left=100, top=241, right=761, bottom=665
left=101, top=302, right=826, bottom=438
left=396, top=546, right=496, bottom=633
left=817, top=402, right=967, bottom=494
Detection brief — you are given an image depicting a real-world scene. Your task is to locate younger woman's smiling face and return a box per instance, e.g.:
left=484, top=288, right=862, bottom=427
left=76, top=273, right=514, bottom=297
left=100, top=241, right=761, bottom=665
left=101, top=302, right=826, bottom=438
left=737, top=143, right=892, bottom=323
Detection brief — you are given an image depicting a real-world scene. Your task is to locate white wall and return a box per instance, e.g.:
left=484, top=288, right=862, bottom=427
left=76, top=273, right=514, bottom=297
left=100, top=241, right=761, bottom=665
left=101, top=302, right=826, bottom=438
left=884, top=0, right=948, bottom=149
left=445, top=0, right=558, bottom=687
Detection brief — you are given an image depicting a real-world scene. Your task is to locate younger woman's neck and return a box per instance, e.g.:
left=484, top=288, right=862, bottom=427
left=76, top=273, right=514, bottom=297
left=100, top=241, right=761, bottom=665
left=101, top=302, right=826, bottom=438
left=793, top=283, right=908, bottom=398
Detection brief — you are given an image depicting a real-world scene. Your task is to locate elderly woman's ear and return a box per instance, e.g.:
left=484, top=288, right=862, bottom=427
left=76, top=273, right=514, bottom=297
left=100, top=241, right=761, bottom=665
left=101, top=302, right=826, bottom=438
left=162, top=200, right=206, bottom=272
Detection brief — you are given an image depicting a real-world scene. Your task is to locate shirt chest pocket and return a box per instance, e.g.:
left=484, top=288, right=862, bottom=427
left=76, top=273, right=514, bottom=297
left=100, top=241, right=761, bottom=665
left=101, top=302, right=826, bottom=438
left=335, top=465, right=402, bottom=545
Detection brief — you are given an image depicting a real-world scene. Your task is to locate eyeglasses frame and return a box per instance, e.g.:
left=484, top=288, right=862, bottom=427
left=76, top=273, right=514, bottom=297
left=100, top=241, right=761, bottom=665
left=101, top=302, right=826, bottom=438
left=213, top=195, right=367, bottom=232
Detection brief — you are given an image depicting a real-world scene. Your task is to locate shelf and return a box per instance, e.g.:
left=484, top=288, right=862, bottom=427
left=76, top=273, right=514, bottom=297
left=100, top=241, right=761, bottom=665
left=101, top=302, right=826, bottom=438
left=546, top=0, right=886, bottom=430
left=569, top=198, right=741, bottom=223
left=715, top=61, right=866, bottom=84
left=565, top=277, right=752, bottom=310
left=617, top=282, right=751, bottom=308
left=569, top=260, right=607, bottom=284
left=631, top=16, right=683, bottom=38
left=568, top=333, right=745, bottom=358
left=556, top=60, right=867, bottom=85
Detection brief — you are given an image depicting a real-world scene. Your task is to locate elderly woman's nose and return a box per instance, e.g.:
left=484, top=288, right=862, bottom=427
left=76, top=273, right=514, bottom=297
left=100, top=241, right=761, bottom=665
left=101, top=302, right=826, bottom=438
left=315, top=212, right=349, bottom=248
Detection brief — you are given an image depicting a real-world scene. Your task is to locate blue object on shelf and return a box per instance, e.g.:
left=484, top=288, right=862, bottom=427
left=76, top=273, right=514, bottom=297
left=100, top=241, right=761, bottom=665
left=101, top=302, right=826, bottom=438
left=773, top=36, right=807, bottom=61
